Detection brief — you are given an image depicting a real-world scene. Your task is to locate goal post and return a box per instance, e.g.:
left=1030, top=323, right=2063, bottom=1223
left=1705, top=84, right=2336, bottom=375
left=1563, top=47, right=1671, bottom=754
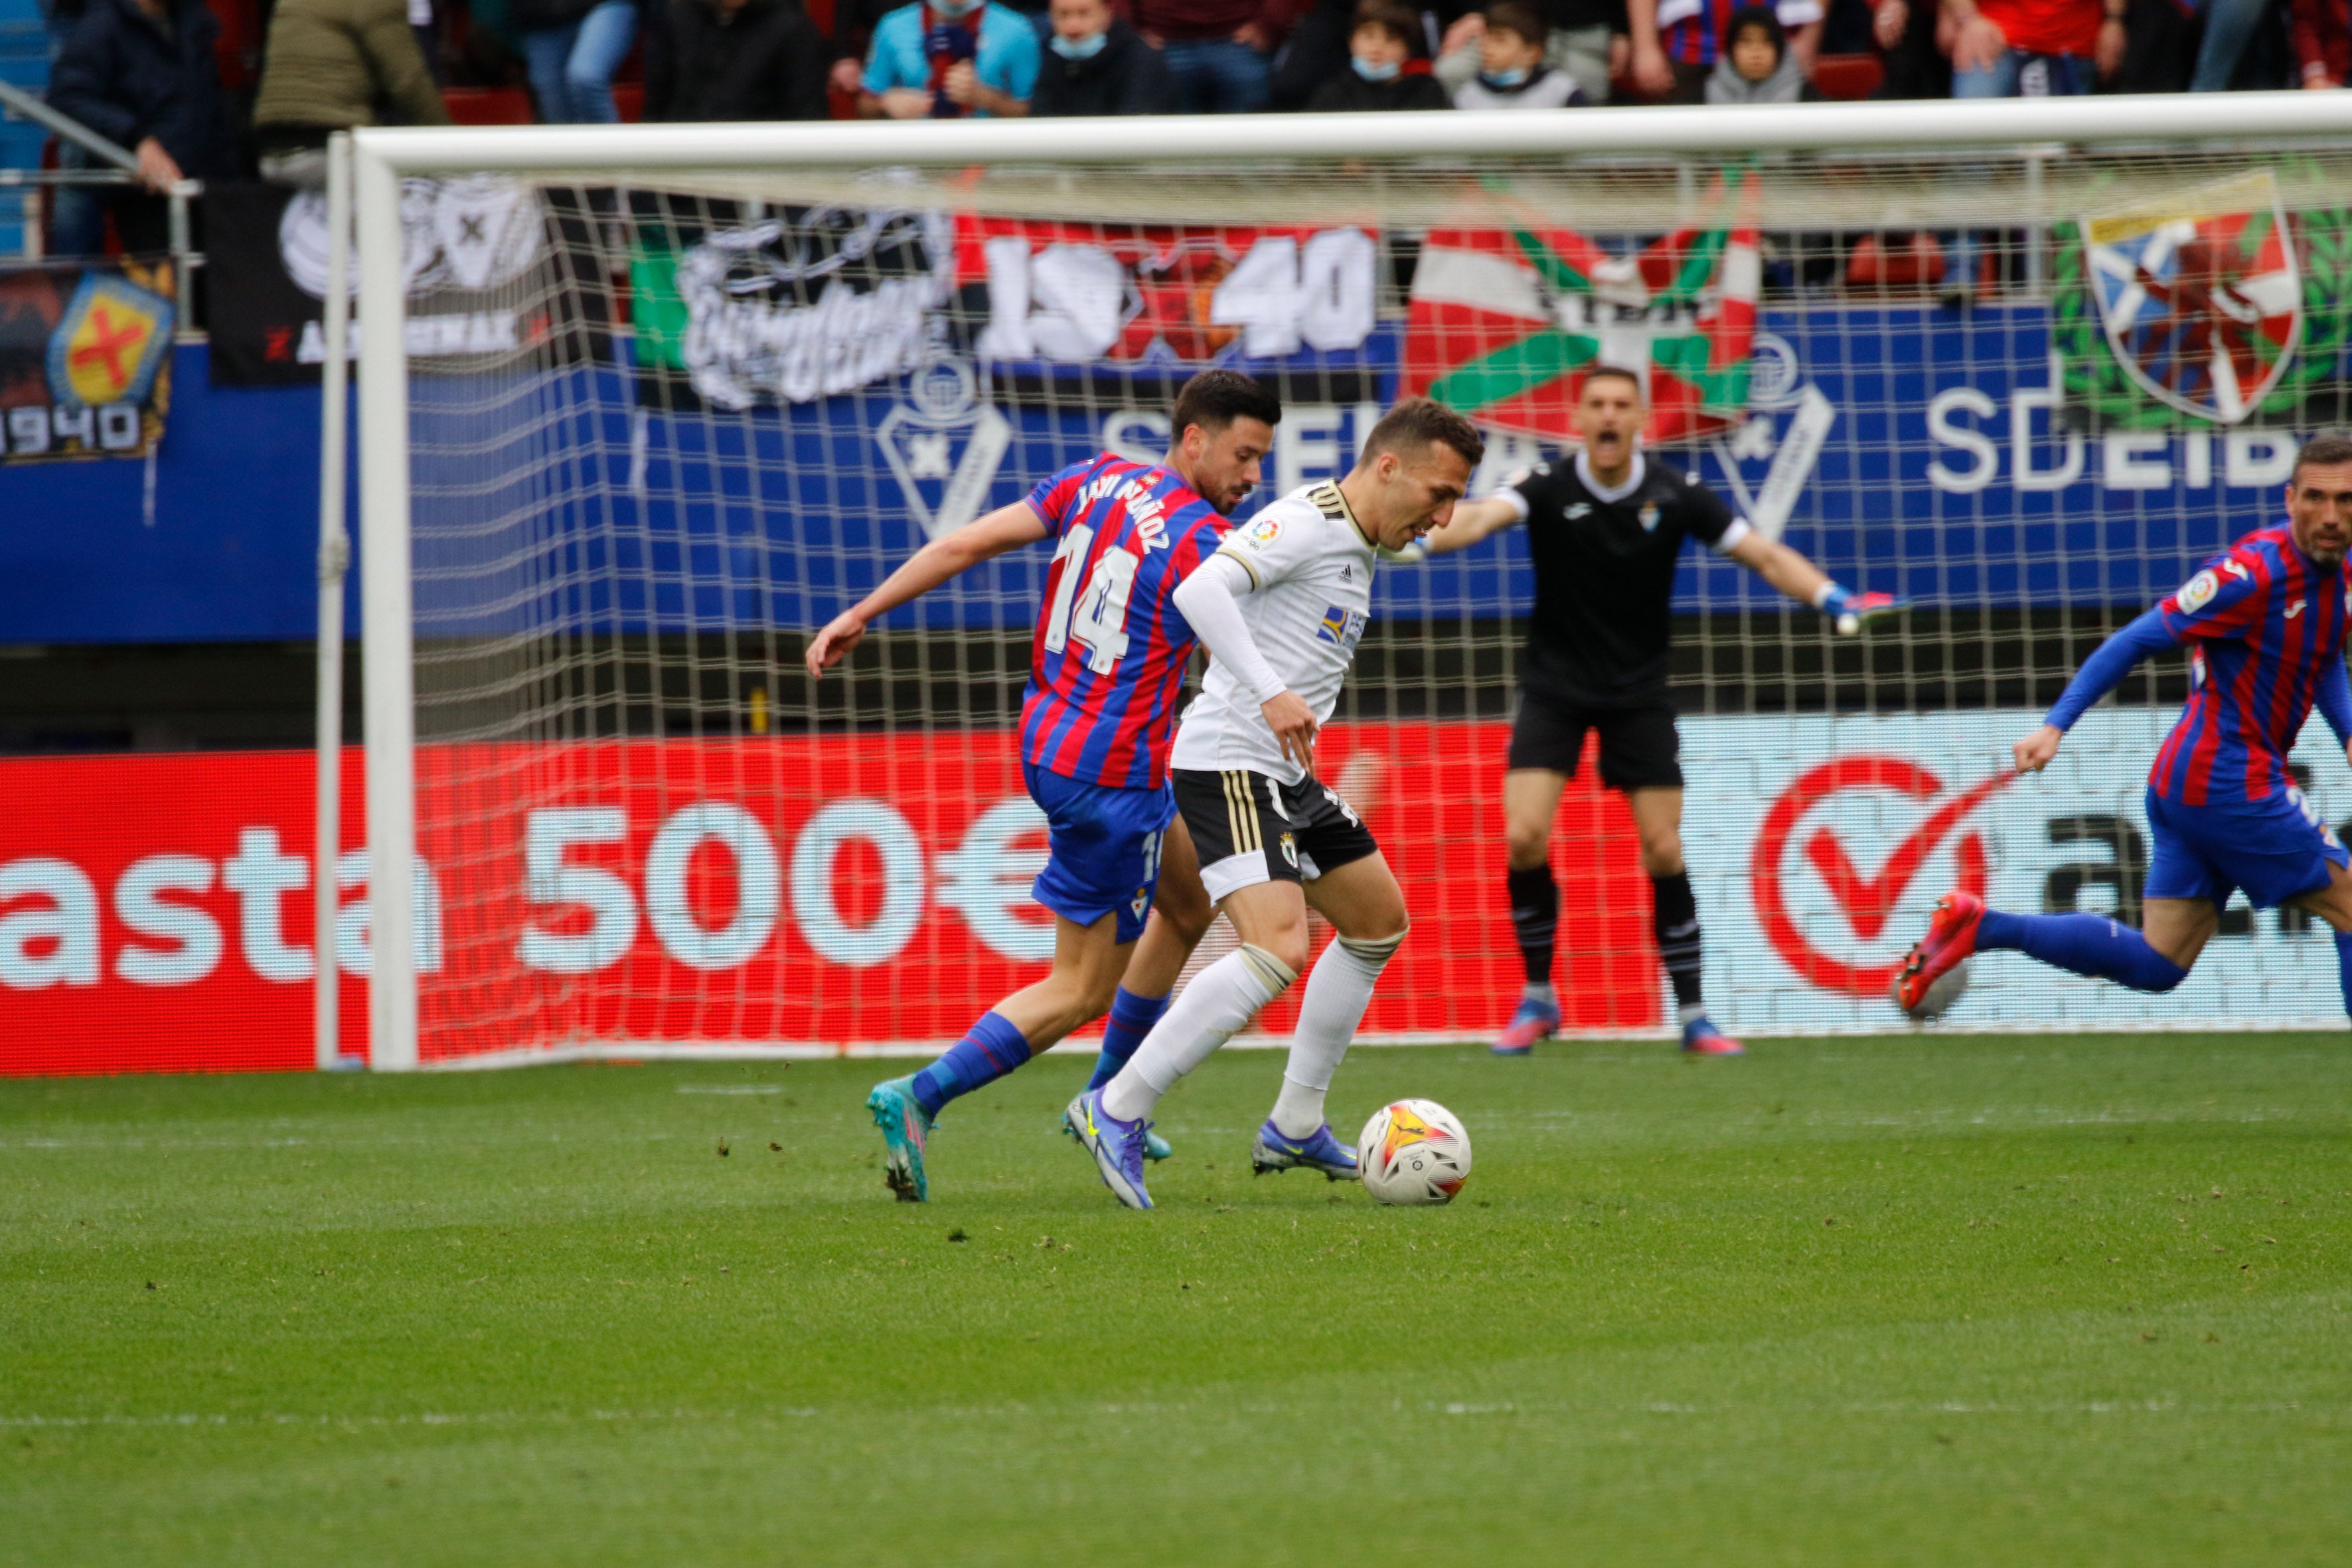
left=344, top=94, right=2352, bottom=1069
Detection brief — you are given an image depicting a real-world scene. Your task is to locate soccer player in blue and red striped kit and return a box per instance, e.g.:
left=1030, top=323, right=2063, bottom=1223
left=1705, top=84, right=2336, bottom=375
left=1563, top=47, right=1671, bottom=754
left=805, top=370, right=1281, bottom=1200
left=1897, top=435, right=2352, bottom=1018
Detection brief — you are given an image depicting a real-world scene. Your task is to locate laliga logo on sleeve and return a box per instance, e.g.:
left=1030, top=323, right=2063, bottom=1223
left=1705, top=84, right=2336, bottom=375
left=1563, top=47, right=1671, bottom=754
left=1749, top=756, right=2014, bottom=996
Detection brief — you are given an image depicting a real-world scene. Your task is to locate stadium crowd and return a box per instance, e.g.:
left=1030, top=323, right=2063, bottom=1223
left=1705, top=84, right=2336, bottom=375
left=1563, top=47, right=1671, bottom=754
left=23, top=0, right=2345, bottom=275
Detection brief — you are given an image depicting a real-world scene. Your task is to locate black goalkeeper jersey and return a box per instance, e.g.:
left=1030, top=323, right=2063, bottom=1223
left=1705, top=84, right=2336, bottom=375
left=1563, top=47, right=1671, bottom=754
left=1502, top=451, right=1748, bottom=708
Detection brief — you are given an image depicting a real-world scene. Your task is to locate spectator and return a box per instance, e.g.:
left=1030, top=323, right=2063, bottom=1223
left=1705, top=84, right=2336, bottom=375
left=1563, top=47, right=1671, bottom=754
left=2292, top=0, right=2347, bottom=87
left=828, top=0, right=895, bottom=98
left=1132, top=0, right=1286, bottom=112
left=2188, top=0, right=2266, bottom=88
left=1031, top=0, right=1179, bottom=112
left=1308, top=0, right=1454, bottom=105
left=1628, top=0, right=1819, bottom=101
left=1941, top=0, right=2118, bottom=96
left=252, top=0, right=449, bottom=184
left=46, top=0, right=242, bottom=254
left=512, top=0, right=641, bottom=122
left=1435, top=0, right=1627, bottom=104
left=860, top=0, right=1040, bottom=114
left=1705, top=1, right=1815, bottom=95
left=1452, top=0, right=1589, bottom=102
left=643, top=0, right=831, bottom=119
left=1936, top=0, right=2114, bottom=306
left=1867, top=0, right=1952, bottom=94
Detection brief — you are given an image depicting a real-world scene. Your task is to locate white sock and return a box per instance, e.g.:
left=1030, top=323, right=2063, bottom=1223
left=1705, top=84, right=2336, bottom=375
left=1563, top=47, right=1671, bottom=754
left=1101, top=945, right=1296, bottom=1123
left=1271, top=932, right=1402, bottom=1137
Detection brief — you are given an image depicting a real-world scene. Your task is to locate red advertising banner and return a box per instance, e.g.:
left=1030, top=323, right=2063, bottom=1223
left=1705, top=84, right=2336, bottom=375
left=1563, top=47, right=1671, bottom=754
left=0, top=725, right=1658, bottom=1077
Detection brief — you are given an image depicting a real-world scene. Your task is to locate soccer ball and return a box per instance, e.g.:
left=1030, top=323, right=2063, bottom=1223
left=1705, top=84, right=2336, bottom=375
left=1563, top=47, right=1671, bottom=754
left=1357, top=1099, right=1472, bottom=1206
left=1899, top=957, right=1972, bottom=1022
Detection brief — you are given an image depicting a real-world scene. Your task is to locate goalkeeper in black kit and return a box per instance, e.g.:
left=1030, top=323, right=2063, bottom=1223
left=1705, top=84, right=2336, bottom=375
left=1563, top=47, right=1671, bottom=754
left=1407, top=366, right=1903, bottom=1056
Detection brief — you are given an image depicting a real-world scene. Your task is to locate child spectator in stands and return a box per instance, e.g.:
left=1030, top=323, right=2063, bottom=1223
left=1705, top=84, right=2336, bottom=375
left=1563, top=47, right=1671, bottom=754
left=644, top=0, right=832, bottom=119
left=1433, top=0, right=1626, bottom=104
left=48, top=0, right=244, bottom=253
left=1705, top=1, right=1816, bottom=96
left=1031, top=0, right=1178, bottom=112
left=860, top=0, right=1040, bottom=114
left=1308, top=0, right=1454, bottom=106
left=512, top=0, right=641, bottom=121
left=1628, top=0, right=1818, bottom=100
left=251, top=0, right=448, bottom=185
left=1132, top=0, right=1287, bottom=112
left=1452, top=0, right=1589, bottom=103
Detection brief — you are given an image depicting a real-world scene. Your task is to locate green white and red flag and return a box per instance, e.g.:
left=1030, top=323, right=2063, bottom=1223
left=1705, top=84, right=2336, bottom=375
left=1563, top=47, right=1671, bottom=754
left=1403, top=210, right=1760, bottom=445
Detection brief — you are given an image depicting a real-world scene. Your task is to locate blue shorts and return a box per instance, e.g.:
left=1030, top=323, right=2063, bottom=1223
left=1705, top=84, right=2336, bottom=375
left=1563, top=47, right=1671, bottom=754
left=2144, top=785, right=2349, bottom=910
left=1022, top=763, right=1175, bottom=945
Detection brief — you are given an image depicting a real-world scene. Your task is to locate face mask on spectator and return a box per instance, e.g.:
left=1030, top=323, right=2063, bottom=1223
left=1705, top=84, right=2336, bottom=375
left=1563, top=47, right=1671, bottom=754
left=1050, top=27, right=1108, bottom=57
left=1480, top=65, right=1529, bottom=86
left=1352, top=54, right=1402, bottom=80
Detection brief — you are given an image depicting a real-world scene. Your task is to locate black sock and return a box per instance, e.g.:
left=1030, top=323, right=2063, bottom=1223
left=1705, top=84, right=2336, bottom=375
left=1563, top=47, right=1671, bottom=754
left=1652, top=872, right=1703, bottom=1013
left=1507, top=864, right=1558, bottom=986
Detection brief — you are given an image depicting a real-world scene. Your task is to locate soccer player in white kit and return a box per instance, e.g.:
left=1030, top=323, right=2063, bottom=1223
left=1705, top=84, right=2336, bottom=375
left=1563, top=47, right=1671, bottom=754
left=1067, top=399, right=1485, bottom=1211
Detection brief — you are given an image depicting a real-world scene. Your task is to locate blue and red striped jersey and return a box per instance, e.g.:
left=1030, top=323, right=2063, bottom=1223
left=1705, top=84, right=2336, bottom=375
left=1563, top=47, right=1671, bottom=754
left=2150, top=526, right=2351, bottom=807
left=1019, top=454, right=1227, bottom=791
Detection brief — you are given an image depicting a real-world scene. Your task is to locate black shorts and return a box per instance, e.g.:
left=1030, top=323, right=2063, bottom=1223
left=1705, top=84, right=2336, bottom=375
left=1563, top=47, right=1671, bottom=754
left=1506, top=691, right=1684, bottom=791
left=1172, top=768, right=1380, bottom=903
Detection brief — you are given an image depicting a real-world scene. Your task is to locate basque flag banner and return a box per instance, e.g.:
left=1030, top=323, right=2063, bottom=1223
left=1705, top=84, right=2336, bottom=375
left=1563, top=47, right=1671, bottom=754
left=1403, top=179, right=1760, bottom=445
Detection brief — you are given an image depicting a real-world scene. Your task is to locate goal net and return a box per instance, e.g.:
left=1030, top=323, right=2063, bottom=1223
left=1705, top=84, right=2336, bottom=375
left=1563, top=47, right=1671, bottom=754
left=346, top=100, right=2352, bottom=1069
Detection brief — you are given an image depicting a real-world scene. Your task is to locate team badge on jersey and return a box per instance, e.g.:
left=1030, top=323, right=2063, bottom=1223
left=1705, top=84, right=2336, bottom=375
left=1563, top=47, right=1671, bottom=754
left=2177, top=568, right=2219, bottom=613
left=1638, top=502, right=1661, bottom=533
left=1316, top=605, right=1368, bottom=653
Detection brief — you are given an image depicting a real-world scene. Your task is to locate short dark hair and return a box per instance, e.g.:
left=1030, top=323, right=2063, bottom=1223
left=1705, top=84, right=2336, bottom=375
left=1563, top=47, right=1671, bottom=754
left=1352, top=0, right=1419, bottom=44
left=1364, top=397, right=1485, bottom=470
left=1482, top=1, right=1545, bottom=44
left=2294, top=433, right=2352, bottom=481
left=1170, top=370, right=1281, bottom=443
left=1722, top=3, right=1786, bottom=54
left=1579, top=364, right=1644, bottom=398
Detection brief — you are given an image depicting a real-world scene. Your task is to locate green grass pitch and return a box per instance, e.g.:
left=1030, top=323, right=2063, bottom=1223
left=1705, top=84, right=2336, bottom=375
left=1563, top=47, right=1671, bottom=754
left=6, top=1034, right=2351, bottom=1566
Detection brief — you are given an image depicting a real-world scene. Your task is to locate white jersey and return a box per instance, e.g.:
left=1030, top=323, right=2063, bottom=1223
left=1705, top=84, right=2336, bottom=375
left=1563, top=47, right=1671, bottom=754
left=1170, top=479, right=1375, bottom=785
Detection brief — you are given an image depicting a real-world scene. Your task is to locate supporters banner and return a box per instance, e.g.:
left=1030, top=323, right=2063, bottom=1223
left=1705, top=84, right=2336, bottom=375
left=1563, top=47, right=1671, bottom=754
left=1403, top=186, right=1760, bottom=445
left=0, top=259, right=173, bottom=462
left=1680, top=709, right=2352, bottom=1034
left=205, top=179, right=564, bottom=386
left=2054, top=171, right=2352, bottom=430
left=627, top=204, right=1384, bottom=414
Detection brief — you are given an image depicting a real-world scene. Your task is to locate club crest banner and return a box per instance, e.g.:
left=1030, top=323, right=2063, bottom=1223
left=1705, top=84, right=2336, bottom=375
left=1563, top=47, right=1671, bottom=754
left=0, top=260, right=173, bottom=463
left=2056, top=171, right=2352, bottom=430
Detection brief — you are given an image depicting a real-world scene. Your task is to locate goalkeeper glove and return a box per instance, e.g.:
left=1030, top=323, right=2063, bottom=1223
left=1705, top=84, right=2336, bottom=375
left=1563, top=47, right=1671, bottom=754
left=1815, top=583, right=1904, bottom=635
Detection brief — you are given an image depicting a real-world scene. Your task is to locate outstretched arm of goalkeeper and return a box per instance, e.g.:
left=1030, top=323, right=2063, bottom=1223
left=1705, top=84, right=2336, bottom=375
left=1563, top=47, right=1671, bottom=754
left=1725, top=532, right=1905, bottom=635
left=805, top=502, right=1050, bottom=676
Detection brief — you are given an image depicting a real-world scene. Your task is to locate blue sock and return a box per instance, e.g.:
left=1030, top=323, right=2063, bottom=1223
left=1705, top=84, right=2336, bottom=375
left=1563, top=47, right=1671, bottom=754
left=1975, top=909, right=2189, bottom=994
left=2335, top=931, right=2352, bottom=1021
left=909, top=1010, right=1032, bottom=1117
left=1089, top=986, right=1168, bottom=1091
